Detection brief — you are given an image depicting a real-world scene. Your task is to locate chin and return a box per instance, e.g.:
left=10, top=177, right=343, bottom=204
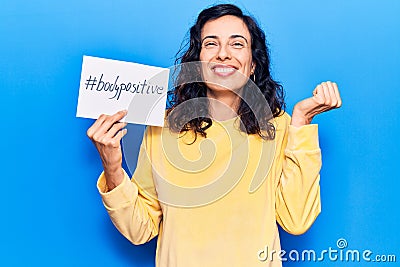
left=204, top=81, right=242, bottom=93
left=203, top=75, right=250, bottom=94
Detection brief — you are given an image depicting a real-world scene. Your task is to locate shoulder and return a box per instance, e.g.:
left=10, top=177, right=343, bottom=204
left=273, top=111, right=291, bottom=133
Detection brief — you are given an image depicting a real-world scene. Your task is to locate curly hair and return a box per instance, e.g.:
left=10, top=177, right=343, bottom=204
left=167, top=4, right=285, bottom=141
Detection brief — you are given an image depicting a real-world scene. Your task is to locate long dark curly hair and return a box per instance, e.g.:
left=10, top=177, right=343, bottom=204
left=167, top=4, right=285, bottom=141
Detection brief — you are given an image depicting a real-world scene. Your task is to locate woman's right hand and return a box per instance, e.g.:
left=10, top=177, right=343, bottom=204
left=87, top=110, right=128, bottom=191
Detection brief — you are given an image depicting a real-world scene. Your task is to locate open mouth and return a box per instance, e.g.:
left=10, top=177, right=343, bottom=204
left=211, top=64, right=237, bottom=77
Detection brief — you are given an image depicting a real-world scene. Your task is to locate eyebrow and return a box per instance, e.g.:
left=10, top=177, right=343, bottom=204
left=201, top=34, right=248, bottom=44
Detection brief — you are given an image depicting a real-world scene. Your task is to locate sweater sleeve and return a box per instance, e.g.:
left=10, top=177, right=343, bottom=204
left=275, top=116, right=322, bottom=235
left=97, top=128, right=162, bottom=245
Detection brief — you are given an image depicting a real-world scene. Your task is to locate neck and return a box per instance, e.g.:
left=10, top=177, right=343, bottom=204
left=207, top=89, right=241, bottom=121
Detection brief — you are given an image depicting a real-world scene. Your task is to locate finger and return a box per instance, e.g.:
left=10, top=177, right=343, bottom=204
left=321, top=82, right=330, bottom=105
left=95, top=126, right=127, bottom=147
left=106, top=122, right=127, bottom=138
left=313, top=84, right=326, bottom=104
left=326, top=81, right=338, bottom=107
left=332, top=82, right=342, bottom=107
left=112, top=128, right=128, bottom=147
left=97, top=110, right=128, bottom=135
left=323, top=81, right=336, bottom=110
left=87, top=114, right=108, bottom=138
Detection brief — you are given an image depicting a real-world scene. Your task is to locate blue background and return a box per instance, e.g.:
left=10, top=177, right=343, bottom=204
left=1, top=0, right=399, bottom=266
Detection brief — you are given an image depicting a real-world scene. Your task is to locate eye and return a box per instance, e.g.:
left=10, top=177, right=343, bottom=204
left=231, top=41, right=244, bottom=48
left=204, top=42, right=218, bottom=48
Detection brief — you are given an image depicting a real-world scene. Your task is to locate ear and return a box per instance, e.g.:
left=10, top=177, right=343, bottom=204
left=251, top=62, right=256, bottom=74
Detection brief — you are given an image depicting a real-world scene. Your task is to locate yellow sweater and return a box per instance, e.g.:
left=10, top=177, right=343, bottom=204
left=97, top=112, right=321, bottom=267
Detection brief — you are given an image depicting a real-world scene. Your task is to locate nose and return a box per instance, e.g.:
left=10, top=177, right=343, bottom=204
left=216, top=44, right=231, bottom=61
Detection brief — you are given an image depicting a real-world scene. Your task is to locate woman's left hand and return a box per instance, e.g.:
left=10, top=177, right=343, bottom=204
left=291, top=81, right=342, bottom=127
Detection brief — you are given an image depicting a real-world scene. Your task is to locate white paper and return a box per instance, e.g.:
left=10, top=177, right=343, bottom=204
left=76, top=55, right=169, bottom=126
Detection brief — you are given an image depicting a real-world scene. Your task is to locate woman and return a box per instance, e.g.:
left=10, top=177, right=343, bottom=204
left=87, top=4, right=341, bottom=267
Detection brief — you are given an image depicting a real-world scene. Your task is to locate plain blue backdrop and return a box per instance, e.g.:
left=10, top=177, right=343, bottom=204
left=1, top=0, right=399, bottom=266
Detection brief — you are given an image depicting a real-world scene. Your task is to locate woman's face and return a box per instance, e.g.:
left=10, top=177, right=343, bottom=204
left=199, top=15, right=255, bottom=92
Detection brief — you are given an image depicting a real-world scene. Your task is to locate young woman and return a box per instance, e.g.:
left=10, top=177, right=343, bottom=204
left=87, top=4, right=341, bottom=267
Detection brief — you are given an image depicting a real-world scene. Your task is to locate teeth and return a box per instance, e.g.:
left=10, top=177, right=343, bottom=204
left=214, top=67, right=235, bottom=73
